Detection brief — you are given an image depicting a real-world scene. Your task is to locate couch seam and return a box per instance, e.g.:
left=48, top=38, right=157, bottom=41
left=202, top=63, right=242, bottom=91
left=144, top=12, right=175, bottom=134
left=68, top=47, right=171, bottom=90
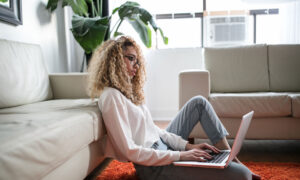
left=267, top=45, right=271, bottom=91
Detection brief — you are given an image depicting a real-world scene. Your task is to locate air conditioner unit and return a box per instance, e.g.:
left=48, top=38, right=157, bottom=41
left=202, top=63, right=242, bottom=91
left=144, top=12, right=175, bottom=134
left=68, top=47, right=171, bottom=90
left=205, top=15, right=250, bottom=46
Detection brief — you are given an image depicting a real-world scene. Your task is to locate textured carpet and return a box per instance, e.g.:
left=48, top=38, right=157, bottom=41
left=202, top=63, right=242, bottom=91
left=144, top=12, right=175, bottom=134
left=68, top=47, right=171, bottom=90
left=97, top=160, right=300, bottom=180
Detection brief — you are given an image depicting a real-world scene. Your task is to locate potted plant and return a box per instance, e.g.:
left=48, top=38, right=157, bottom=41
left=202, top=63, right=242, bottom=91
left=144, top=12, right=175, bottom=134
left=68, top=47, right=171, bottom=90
left=46, top=0, right=168, bottom=70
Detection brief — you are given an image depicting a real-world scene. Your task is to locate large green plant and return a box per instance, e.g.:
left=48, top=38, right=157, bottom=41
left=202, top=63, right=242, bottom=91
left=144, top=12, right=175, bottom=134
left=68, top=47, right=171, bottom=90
left=46, top=0, right=168, bottom=54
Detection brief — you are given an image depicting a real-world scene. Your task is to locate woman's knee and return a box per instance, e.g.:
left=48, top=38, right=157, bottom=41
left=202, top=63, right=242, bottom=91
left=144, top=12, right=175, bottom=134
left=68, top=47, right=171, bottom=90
left=188, top=96, right=208, bottom=107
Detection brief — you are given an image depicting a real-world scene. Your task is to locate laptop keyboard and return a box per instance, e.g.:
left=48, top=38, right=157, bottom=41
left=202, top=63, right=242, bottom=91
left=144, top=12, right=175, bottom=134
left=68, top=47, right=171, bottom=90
left=206, top=151, right=230, bottom=163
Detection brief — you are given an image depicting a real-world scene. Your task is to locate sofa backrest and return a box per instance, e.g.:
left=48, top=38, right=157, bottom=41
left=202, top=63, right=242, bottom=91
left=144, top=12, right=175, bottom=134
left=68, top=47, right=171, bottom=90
left=268, top=44, right=300, bottom=92
left=0, top=39, right=53, bottom=108
left=204, top=44, right=269, bottom=93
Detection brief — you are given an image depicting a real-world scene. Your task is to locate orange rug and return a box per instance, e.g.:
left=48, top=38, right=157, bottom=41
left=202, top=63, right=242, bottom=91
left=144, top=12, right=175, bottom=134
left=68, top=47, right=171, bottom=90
left=97, top=160, right=300, bottom=180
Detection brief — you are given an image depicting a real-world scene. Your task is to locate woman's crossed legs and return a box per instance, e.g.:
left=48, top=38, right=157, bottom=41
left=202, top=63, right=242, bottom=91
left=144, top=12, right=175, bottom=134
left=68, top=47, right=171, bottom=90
left=135, top=96, right=252, bottom=180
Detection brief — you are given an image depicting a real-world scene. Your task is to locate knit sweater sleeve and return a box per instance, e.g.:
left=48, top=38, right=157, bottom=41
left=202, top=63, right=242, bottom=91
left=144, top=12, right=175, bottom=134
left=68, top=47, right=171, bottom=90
left=142, top=105, right=188, bottom=151
left=155, top=126, right=188, bottom=151
left=98, top=89, right=181, bottom=166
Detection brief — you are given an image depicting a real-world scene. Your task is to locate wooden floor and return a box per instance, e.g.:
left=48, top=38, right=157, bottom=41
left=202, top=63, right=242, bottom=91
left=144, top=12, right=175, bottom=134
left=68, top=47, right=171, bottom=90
left=155, top=121, right=300, bottom=162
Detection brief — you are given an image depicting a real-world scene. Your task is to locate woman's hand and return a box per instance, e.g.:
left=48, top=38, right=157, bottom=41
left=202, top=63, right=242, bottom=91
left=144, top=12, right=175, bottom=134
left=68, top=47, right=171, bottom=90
left=186, top=143, right=220, bottom=154
left=180, top=149, right=213, bottom=161
left=180, top=143, right=221, bottom=161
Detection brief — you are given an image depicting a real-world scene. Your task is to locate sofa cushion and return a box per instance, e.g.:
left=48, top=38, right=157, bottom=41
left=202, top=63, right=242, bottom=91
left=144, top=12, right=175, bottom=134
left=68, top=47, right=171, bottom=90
left=289, top=93, right=300, bottom=118
left=0, top=99, right=104, bottom=180
left=0, top=39, right=53, bottom=109
left=205, top=44, right=269, bottom=92
left=209, top=92, right=291, bottom=118
left=268, top=44, right=300, bottom=92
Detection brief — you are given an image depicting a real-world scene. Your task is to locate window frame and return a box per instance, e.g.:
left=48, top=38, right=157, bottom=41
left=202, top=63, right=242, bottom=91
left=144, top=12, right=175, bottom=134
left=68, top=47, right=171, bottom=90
left=154, top=0, right=279, bottom=47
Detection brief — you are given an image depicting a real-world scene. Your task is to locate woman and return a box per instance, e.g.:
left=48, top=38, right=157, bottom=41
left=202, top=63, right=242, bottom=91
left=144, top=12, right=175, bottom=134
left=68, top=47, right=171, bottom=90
left=88, top=36, right=259, bottom=180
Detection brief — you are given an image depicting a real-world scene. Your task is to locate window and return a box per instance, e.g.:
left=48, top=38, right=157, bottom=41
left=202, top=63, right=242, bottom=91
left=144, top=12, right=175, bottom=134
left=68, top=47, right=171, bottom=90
left=254, top=2, right=300, bottom=44
left=109, top=0, right=203, bottom=48
left=206, top=0, right=300, bottom=45
left=109, top=0, right=300, bottom=48
left=156, top=17, right=202, bottom=48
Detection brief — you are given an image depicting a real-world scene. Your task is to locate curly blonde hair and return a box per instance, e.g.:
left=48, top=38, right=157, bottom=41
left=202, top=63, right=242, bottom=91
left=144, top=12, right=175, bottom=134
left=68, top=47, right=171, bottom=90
left=87, top=36, right=146, bottom=105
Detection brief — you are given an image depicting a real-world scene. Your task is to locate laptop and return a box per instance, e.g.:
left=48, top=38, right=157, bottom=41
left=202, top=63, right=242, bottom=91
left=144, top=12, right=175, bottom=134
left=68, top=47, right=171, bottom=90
left=173, top=111, right=254, bottom=169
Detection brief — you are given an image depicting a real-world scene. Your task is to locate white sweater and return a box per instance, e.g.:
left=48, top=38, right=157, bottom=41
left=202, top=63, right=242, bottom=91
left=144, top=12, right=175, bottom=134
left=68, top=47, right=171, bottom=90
left=98, top=87, right=188, bottom=166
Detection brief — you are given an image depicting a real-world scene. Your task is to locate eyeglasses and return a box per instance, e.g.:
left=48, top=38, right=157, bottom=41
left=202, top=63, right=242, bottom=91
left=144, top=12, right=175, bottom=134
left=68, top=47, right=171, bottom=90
left=124, top=55, right=140, bottom=66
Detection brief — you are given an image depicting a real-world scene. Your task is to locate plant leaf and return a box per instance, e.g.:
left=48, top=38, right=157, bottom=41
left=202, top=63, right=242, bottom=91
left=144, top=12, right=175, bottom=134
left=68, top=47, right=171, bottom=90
left=158, top=28, right=168, bottom=44
left=71, top=15, right=110, bottom=53
left=0, top=0, right=8, bottom=2
left=137, top=8, right=153, bottom=26
left=118, top=1, right=140, bottom=20
left=126, top=16, right=151, bottom=48
left=136, top=8, right=168, bottom=44
left=46, top=0, right=88, bottom=17
left=46, top=0, right=59, bottom=12
left=114, top=31, right=124, bottom=37
left=64, top=0, right=88, bottom=16
left=115, top=1, right=168, bottom=46
left=112, top=7, right=120, bottom=15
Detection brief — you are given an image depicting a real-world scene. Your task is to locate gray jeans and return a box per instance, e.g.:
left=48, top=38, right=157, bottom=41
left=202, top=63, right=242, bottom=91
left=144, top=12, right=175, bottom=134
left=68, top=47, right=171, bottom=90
left=134, top=96, right=252, bottom=180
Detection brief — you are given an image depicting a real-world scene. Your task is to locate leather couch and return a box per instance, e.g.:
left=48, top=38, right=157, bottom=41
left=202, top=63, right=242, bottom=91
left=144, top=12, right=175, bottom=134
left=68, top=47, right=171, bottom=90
left=0, top=39, right=106, bottom=179
left=179, top=44, right=300, bottom=140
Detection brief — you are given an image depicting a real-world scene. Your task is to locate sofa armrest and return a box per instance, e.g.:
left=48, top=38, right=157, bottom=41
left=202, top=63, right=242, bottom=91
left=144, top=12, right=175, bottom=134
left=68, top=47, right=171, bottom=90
left=49, top=73, right=89, bottom=99
left=179, top=70, right=210, bottom=109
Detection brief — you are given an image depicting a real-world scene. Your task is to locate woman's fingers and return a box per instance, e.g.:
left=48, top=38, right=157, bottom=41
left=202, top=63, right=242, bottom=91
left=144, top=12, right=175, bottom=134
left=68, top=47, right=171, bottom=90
left=194, top=156, right=207, bottom=162
left=180, top=147, right=225, bottom=162
left=193, top=149, right=212, bottom=160
left=211, top=146, right=221, bottom=153
left=201, top=143, right=221, bottom=153
left=201, top=153, right=212, bottom=160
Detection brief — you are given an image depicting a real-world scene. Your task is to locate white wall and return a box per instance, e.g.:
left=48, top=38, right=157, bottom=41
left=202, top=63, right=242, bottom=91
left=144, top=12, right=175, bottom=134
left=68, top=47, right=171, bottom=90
left=0, top=0, right=68, bottom=73
left=144, top=48, right=204, bottom=121
left=63, top=8, right=85, bottom=72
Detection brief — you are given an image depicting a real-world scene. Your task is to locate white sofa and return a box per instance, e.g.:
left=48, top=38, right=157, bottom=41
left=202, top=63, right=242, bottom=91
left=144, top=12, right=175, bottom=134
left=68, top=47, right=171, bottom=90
left=179, top=44, right=300, bottom=140
left=0, top=39, right=107, bottom=179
